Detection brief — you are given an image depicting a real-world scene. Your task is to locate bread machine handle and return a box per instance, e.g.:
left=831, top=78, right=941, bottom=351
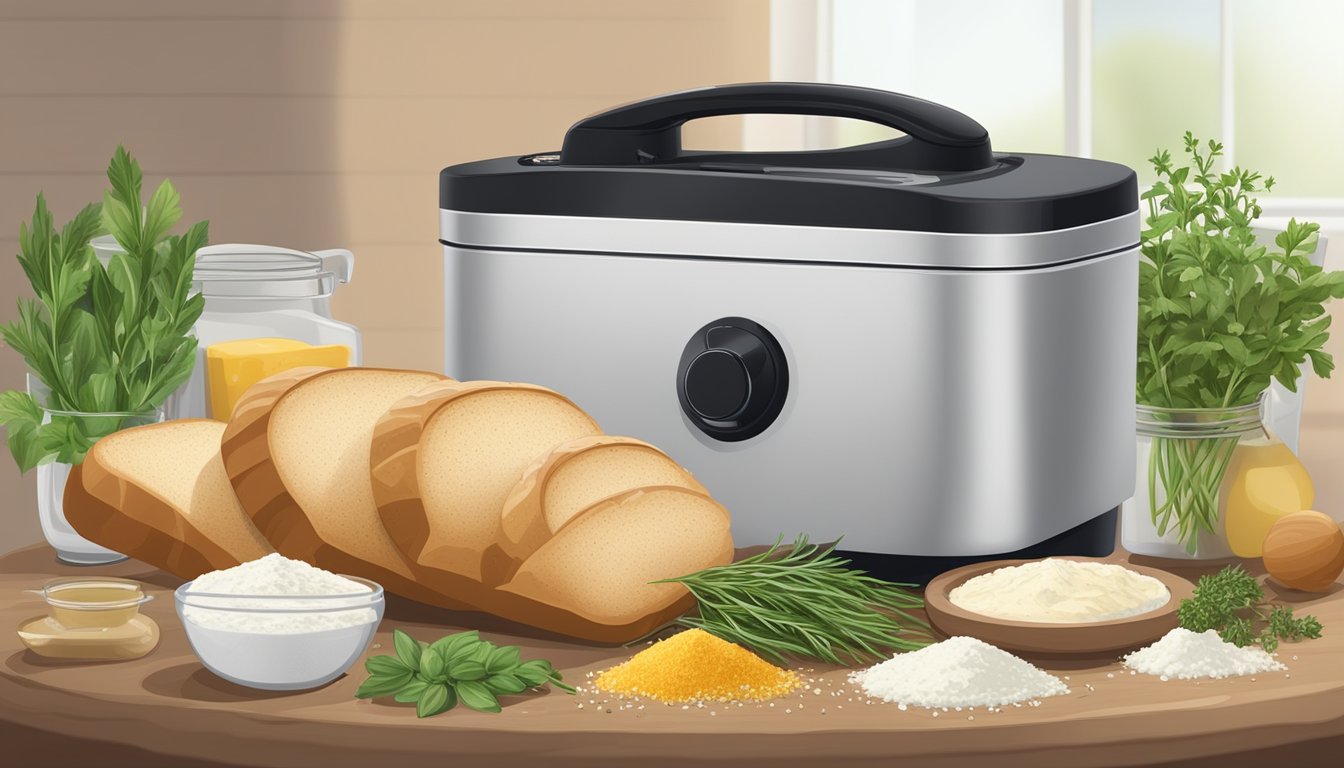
left=559, top=82, right=994, bottom=172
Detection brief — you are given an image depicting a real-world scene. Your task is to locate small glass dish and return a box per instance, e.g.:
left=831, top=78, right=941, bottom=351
left=174, top=577, right=384, bottom=691
left=18, top=577, right=160, bottom=660
left=31, top=577, right=154, bottom=629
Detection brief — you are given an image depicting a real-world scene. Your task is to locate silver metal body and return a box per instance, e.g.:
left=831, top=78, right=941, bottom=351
left=441, top=210, right=1138, bottom=556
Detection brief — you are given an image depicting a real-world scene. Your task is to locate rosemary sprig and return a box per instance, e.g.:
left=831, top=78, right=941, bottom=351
left=655, top=535, right=933, bottom=666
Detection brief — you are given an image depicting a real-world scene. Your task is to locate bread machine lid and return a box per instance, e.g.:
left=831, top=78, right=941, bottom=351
left=439, top=83, right=1139, bottom=268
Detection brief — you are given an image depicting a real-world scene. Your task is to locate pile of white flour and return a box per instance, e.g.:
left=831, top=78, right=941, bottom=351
left=183, top=553, right=377, bottom=634
left=1123, top=628, right=1286, bottom=680
left=949, top=558, right=1170, bottom=623
left=850, top=636, right=1069, bottom=709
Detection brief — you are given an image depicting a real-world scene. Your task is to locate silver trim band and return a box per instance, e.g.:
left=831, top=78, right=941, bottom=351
left=440, top=208, right=1140, bottom=269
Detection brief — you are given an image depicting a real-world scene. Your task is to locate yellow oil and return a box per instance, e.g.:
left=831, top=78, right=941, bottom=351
left=1223, top=434, right=1314, bottom=558
left=47, top=583, right=144, bottom=629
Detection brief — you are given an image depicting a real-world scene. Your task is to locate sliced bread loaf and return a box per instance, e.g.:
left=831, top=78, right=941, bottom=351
left=499, top=486, right=734, bottom=628
left=219, top=366, right=467, bottom=609
left=64, top=419, right=273, bottom=579
left=370, top=380, right=601, bottom=585
left=499, top=435, right=709, bottom=560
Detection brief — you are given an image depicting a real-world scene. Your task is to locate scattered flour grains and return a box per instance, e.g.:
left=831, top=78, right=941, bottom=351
left=183, top=553, right=377, bottom=633
left=849, top=636, right=1069, bottom=709
left=1123, top=628, right=1286, bottom=680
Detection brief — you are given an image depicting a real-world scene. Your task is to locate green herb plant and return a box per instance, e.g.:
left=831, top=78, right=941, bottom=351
left=656, top=535, right=932, bottom=666
left=1138, top=133, right=1344, bottom=552
left=1178, top=565, right=1323, bottom=652
left=355, top=629, right=575, bottom=717
left=0, top=147, right=207, bottom=471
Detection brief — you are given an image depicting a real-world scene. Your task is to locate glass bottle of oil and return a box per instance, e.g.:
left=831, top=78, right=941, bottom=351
left=1222, top=426, right=1314, bottom=558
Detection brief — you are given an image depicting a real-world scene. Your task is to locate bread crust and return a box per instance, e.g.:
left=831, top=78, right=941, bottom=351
left=498, top=435, right=706, bottom=561
left=501, top=485, right=733, bottom=630
left=219, top=365, right=469, bottom=610
left=369, top=380, right=601, bottom=585
left=62, top=422, right=251, bottom=580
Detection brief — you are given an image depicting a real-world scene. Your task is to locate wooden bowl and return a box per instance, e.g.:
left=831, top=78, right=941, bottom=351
left=924, top=557, right=1196, bottom=655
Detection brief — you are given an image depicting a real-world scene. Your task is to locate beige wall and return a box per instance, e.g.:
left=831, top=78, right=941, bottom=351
left=3, top=1, right=1340, bottom=559
left=0, top=0, right=770, bottom=551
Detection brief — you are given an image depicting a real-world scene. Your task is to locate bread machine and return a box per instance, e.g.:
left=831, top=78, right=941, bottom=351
left=438, top=83, right=1139, bottom=581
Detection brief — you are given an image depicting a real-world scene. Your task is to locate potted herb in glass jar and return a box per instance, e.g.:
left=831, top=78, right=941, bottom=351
left=0, top=147, right=207, bottom=564
left=1123, top=133, right=1344, bottom=559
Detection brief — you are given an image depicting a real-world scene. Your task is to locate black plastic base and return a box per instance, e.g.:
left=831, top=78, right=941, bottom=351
left=837, top=507, right=1119, bottom=586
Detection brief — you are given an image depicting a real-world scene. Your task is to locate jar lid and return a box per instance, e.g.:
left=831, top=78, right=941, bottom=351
left=193, top=244, right=354, bottom=299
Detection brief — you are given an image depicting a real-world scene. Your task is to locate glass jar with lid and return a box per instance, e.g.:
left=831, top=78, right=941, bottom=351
left=168, top=244, right=362, bottom=420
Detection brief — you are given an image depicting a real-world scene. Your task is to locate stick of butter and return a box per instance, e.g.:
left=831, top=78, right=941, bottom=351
left=206, top=338, right=350, bottom=419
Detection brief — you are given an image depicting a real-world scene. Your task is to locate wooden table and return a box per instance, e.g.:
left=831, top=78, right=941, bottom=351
left=2, top=544, right=1343, bottom=768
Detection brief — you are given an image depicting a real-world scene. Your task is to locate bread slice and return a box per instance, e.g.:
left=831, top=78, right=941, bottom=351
left=63, top=419, right=273, bottom=579
left=219, top=366, right=467, bottom=609
left=370, top=380, right=602, bottom=585
left=499, top=435, right=708, bottom=560
left=499, top=486, right=734, bottom=628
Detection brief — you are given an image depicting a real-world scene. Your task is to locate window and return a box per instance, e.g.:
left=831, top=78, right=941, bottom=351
left=755, top=0, right=1344, bottom=230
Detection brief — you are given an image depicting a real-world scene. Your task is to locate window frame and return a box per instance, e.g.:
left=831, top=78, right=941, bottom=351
left=756, top=0, right=1344, bottom=231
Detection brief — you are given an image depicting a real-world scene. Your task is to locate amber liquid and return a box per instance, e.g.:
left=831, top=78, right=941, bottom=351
left=48, top=584, right=144, bottom=629
left=1223, top=435, right=1315, bottom=558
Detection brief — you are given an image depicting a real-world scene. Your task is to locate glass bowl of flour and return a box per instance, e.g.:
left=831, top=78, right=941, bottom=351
left=175, top=554, right=384, bottom=690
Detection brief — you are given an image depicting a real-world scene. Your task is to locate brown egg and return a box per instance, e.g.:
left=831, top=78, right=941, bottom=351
left=1262, top=510, right=1344, bottom=593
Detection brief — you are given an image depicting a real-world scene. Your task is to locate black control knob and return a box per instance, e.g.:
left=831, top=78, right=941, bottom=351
left=677, top=318, right=788, bottom=442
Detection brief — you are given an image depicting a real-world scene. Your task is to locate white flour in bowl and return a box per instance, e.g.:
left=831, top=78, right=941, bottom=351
left=849, top=636, right=1069, bottom=709
left=1123, top=628, right=1286, bottom=680
left=182, top=553, right=377, bottom=634
left=949, top=558, right=1170, bottom=623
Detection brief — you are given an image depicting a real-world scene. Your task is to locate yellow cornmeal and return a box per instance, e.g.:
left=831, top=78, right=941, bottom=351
left=593, top=628, right=802, bottom=703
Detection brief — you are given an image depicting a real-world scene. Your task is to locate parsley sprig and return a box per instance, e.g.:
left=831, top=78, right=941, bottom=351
left=355, top=629, right=575, bottom=717
left=1178, top=565, right=1323, bottom=653
left=0, top=147, right=207, bottom=471
left=1138, top=133, right=1344, bottom=551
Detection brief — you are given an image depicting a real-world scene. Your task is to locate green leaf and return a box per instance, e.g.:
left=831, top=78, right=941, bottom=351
left=447, top=659, right=488, bottom=682
left=394, top=677, right=432, bottom=703
left=420, top=646, right=447, bottom=681
left=355, top=669, right=413, bottom=699
left=485, top=644, right=521, bottom=675
left=428, top=630, right=479, bottom=660
left=513, top=660, right=554, bottom=687
left=364, top=654, right=410, bottom=677
left=416, top=683, right=454, bottom=718
left=0, top=391, right=43, bottom=426
left=141, top=179, right=183, bottom=247
left=456, top=680, right=501, bottom=713
left=484, top=674, right=528, bottom=695
left=1178, top=266, right=1202, bottom=282
left=393, top=629, right=423, bottom=671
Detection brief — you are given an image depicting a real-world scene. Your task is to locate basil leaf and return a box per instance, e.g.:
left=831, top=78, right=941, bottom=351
left=393, top=629, right=422, bottom=671
left=429, top=630, right=479, bottom=660
left=394, top=677, right=432, bottom=703
left=485, top=644, right=520, bottom=675
left=355, top=670, right=413, bottom=699
left=513, top=660, right=553, bottom=687
left=416, top=683, right=454, bottom=718
left=484, top=674, right=527, bottom=695
left=456, top=680, right=501, bottom=713
left=420, top=646, right=447, bottom=681
left=365, top=655, right=410, bottom=677
left=447, top=659, right=487, bottom=682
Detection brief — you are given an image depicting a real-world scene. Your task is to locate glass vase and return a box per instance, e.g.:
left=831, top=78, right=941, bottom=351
left=1121, top=398, right=1264, bottom=560
left=28, top=374, right=164, bottom=565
